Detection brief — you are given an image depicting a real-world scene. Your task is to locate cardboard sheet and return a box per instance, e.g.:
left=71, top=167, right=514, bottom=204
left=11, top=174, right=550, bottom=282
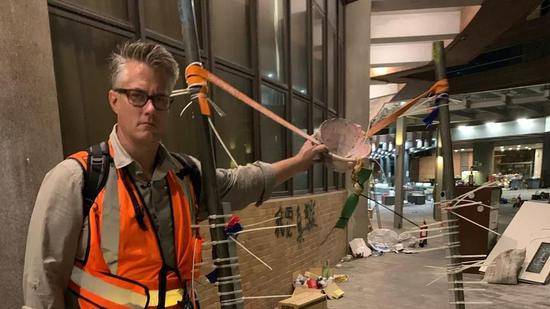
left=480, top=201, right=550, bottom=279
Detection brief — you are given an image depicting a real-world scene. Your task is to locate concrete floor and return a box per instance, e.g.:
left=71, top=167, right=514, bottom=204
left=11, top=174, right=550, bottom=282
left=327, top=190, right=550, bottom=309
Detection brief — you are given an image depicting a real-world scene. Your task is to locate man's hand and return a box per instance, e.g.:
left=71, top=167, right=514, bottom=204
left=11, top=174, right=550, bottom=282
left=271, top=140, right=328, bottom=186
left=294, top=140, right=329, bottom=172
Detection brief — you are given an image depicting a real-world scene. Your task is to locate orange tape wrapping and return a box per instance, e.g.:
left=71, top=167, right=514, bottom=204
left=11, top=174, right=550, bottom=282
left=185, top=63, right=211, bottom=116
left=366, top=79, right=449, bottom=138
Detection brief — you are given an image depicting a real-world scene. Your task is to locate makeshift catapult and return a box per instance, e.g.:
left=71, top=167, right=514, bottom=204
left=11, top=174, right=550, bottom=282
left=175, top=1, right=472, bottom=308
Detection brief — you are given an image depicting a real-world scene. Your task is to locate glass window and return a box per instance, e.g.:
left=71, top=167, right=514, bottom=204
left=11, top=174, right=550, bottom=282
left=290, top=0, right=308, bottom=95
left=259, top=0, right=286, bottom=83
left=260, top=85, right=287, bottom=192
left=314, top=0, right=325, bottom=12
left=260, top=85, right=286, bottom=163
left=292, top=98, right=309, bottom=192
left=211, top=0, right=251, bottom=67
left=338, top=41, right=345, bottom=115
left=144, top=0, right=204, bottom=49
left=65, top=0, right=129, bottom=22
left=328, top=0, right=336, bottom=28
left=313, top=106, right=325, bottom=190
left=50, top=14, right=124, bottom=155
left=212, top=69, right=254, bottom=168
left=338, top=0, right=344, bottom=40
left=327, top=28, right=336, bottom=111
left=312, top=6, right=325, bottom=101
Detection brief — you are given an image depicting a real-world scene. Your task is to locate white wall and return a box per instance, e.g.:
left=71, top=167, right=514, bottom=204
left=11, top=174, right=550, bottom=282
left=371, top=9, right=461, bottom=38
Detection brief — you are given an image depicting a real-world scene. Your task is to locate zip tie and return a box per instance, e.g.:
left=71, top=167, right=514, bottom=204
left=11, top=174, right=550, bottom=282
left=449, top=301, right=493, bottom=305
left=446, top=254, right=486, bottom=259
left=407, top=244, right=460, bottom=254
left=452, top=281, right=488, bottom=284
left=448, top=210, right=501, bottom=236
left=231, top=224, right=296, bottom=235
left=218, top=274, right=241, bottom=281
left=215, top=279, right=241, bottom=286
left=191, top=223, right=227, bottom=229
left=209, top=214, right=234, bottom=219
left=179, top=101, right=194, bottom=117
left=408, top=225, right=458, bottom=233
left=408, top=219, right=458, bottom=228
left=243, top=216, right=281, bottom=228
left=213, top=257, right=239, bottom=263
left=218, top=289, right=243, bottom=296
left=202, top=239, right=233, bottom=247
left=416, top=231, right=459, bottom=241
left=208, top=117, right=239, bottom=168
left=220, top=300, right=244, bottom=307
left=215, top=262, right=240, bottom=269
left=207, top=98, right=226, bottom=117
left=229, top=236, right=272, bottom=271
left=442, top=201, right=482, bottom=210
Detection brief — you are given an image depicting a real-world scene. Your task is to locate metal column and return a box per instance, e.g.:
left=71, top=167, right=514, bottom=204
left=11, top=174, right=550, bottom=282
left=433, top=41, right=465, bottom=309
left=393, top=117, right=406, bottom=228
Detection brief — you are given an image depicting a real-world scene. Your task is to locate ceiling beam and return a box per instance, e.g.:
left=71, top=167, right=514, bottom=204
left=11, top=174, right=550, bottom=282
left=371, top=33, right=457, bottom=44
left=372, top=0, right=543, bottom=84
left=371, top=61, right=429, bottom=68
left=371, top=0, right=483, bottom=12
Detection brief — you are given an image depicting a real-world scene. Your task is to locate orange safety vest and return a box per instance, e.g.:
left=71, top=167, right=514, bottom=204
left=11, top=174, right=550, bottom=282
left=67, top=143, right=203, bottom=308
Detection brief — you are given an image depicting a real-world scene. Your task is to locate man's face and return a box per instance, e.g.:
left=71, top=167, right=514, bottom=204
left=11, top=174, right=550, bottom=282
left=108, top=61, right=171, bottom=146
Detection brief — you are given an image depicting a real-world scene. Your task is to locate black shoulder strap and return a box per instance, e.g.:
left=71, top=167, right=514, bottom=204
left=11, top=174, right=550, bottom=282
left=82, top=141, right=111, bottom=220
left=171, top=152, right=202, bottom=206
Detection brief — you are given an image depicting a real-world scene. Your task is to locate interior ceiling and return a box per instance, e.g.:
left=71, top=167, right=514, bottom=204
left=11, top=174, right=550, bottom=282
left=369, top=0, right=550, bottom=130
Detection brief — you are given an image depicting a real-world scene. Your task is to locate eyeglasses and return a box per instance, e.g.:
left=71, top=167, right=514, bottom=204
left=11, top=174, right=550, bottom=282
left=113, top=88, right=173, bottom=111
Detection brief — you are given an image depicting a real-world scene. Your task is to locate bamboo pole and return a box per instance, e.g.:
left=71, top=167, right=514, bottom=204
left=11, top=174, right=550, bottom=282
left=433, top=41, right=465, bottom=309
left=177, top=1, right=241, bottom=308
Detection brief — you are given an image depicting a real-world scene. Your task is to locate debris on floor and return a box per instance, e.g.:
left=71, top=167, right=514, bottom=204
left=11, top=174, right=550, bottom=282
left=484, top=248, right=526, bottom=284
left=279, top=287, right=327, bottom=309
left=349, top=238, right=372, bottom=257
left=290, top=262, right=348, bottom=306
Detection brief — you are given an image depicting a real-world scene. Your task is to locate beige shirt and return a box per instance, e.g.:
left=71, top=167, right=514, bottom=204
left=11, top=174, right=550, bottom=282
left=23, top=126, right=276, bottom=309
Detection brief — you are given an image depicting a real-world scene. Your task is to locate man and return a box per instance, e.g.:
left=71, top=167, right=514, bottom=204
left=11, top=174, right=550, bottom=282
left=23, top=41, right=327, bottom=308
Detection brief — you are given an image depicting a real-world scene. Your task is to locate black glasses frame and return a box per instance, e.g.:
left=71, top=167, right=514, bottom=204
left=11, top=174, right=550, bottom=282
left=113, top=88, right=174, bottom=111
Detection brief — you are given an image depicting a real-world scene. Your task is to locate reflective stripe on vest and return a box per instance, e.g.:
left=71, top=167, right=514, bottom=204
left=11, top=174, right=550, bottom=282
left=70, top=266, right=186, bottom=307
left=101, top=165, right=120, bottom=274
left=70, top=266, right=148, bottom=308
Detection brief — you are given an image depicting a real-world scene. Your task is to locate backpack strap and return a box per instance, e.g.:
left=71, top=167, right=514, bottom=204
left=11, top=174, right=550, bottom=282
left=171, top=152, right=202, bottom=208
left=82, top=141, right=111, bottom=221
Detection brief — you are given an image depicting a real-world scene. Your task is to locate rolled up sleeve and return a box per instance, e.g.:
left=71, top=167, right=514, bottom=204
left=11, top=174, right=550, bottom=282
left=23, top=159, right=84, bottom=309
left=216, top=161, right=276, bottom=209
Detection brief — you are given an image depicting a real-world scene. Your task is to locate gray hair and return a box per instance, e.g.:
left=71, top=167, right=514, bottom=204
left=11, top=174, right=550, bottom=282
left=109, top=40, right=180, bottom=90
